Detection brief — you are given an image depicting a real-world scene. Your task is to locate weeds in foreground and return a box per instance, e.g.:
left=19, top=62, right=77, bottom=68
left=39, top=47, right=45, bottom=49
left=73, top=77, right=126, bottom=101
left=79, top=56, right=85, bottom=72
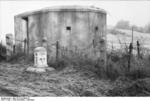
left=2, top=41, right=150, bottom=81
left=0, top=43, right=6, bottom=61
left=104, top=49, right=150, bottom=80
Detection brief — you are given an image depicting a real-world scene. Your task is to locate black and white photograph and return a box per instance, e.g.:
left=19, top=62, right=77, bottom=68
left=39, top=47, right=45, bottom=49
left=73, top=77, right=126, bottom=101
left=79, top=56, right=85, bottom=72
left=0, top=0, right=150, bottom=99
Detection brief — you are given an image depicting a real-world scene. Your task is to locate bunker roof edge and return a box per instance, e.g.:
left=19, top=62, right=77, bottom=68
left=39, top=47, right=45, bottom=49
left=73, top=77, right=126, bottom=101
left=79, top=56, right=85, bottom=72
left=15, top=5, right=107, bottom=18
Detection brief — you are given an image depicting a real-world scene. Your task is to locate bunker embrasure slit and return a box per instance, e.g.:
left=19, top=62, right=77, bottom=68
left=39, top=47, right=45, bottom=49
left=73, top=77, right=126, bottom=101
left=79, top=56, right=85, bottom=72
left=66, top=26, right=71, bottom=30
left=95, top=26, right=98, bottom=31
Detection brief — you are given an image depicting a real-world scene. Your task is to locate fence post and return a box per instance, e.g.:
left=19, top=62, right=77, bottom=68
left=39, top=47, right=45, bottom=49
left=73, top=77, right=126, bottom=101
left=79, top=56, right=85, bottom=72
left=0, top=41, right=1, bottom=54
left=137, top=40, right=140, bottom=58
left=13, top=45, right=15, bottom=54
left=128, top=43, right=133, bottom=72
left=56, top=41, right=59, bottom=62
left=24, top=39, right=27, bottom=54
left=6, top=33, right=13, bottom=61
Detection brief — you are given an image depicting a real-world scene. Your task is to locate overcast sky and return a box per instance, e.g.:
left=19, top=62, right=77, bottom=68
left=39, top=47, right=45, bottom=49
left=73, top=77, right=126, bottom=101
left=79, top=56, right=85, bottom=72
left=0, top=1, right=150, bottom=43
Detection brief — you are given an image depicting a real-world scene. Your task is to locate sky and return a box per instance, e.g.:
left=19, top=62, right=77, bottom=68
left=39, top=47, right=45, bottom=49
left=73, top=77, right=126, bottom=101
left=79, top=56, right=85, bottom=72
left=0, top=0, right=150, bottom=43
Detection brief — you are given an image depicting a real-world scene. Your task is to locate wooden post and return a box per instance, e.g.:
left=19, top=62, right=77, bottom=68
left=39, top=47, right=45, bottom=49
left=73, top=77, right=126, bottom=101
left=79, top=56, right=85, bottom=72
left=56, top=41, right=59, bottom=62
left=132, top=27, right=134, bottom=44
left=137, top=40, right=140, bottom=58
left=0, top=41, right=1, bottom=54
left=13, top=45, right=15, bottom=54
left=24, top=39, right=27, bottom=54
left=128, top=43, right=133, bottom=72
left=6, top=34, right=13, bottom=61
left=127, top=27, right=134, bottom=72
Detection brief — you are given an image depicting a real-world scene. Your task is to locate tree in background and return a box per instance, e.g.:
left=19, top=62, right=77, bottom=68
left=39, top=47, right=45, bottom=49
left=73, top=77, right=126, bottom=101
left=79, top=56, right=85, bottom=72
left=144, top=23, right=150, bottom=33
left=115, top=20, right=150, bottom=33
left=132, top=25, right=144, bottom=33
left=115, top=20, right=130, bottom=29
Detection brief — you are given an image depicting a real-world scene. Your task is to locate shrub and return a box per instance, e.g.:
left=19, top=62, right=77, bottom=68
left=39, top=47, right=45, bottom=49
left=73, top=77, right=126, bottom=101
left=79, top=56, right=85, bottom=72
left=0, top=43, right=6, bottom=61
left=7, top=52, right=34, bottom=64
left=105, top=44, right=150, bottom=80
left=108, top=28, right=126, bottom=35
left=48, top=58, right=69, bottom=70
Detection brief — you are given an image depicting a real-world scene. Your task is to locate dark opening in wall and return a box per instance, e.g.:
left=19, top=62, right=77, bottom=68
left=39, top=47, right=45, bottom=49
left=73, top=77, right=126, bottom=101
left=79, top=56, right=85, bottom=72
left=66, top=26, right=71, bottom=30
left=95, top=26, right=98, bottom=31
left=22, top=17, right=29, bottom=55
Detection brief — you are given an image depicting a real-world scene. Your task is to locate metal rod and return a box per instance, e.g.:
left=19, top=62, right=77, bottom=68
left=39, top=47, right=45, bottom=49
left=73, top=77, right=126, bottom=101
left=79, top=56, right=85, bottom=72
left=132, top=27, right=134, bottom=44
left=56, top=41, right=59, bottom=62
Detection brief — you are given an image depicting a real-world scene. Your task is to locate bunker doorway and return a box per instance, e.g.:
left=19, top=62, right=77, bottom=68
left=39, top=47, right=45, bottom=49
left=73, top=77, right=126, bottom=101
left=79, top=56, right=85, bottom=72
left=22, top=17, right=29, bottom=55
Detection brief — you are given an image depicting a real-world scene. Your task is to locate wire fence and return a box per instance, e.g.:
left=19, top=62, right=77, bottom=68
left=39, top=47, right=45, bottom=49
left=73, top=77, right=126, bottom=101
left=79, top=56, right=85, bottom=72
left=1, top=33, right=150, bottom=60
left=107, top=40, right=150, bottom=49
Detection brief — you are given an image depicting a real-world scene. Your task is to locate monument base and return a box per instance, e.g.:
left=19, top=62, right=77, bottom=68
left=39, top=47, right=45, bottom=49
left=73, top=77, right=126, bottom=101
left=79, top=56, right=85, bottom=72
left=26, top=66, right=55, bottom=73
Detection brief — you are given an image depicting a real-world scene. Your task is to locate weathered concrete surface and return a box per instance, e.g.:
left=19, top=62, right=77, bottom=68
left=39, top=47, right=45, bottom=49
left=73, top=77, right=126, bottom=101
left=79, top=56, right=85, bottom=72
left=6, top=34, right=13, bottom=61
left=14, top=17, right=27, bottom=54
left=14, top=6, right=107, bottom=64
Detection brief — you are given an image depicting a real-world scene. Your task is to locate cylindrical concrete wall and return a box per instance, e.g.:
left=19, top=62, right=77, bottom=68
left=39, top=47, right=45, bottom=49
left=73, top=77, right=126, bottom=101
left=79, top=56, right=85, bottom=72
left=14, top=6, right=107, bottom=64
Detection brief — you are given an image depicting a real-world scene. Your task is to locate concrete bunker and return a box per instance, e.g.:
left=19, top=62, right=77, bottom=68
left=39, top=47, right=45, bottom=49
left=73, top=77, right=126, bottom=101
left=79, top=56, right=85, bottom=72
left=14, top=6, right=107, bottom=65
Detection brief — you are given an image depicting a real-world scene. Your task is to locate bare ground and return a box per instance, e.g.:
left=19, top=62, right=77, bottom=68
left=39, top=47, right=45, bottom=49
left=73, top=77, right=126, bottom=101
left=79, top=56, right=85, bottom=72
left=1, top=61, right=150, bottom=96
left=0, top=61, right=112, bottom=96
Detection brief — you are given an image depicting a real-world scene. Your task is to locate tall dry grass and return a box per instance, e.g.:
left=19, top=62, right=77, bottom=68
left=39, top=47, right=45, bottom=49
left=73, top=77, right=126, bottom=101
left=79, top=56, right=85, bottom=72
left=104, top=42, right=150, bottom=80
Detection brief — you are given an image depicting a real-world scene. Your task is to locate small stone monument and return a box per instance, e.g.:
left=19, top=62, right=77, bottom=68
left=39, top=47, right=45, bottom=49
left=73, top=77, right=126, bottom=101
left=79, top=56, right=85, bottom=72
left=26, top=47, right=54, bottom=73
left=34, top=47, right=48, bottom=68
left=6, top=33, right=13, bottom=61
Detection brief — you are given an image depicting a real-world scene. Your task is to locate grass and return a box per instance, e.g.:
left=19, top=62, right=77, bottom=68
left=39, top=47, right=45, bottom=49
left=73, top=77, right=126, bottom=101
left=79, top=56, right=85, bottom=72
left=1, top=43, right=150, bottom=96
left=2, top=41, right=150, bottom=81
left=45, top=41, right=150, bottom=81
left=0, top=43, right=6, bottom=61
left=104, top=47, right=150, bottom=80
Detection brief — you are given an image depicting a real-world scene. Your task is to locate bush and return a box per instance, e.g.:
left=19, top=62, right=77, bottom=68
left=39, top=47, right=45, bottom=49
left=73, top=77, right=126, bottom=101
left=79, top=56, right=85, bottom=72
left=7, top=52, right=34, bottom=64
left=48, top=59, right=69, bottom=70
left=48, top=49, right=98, bottom=71
left=104, top=46, right=150, bottom=81
left=115, top=20, right=130, bottom=30
left=106, top=60, right=120, bottom=80
left=107, top=77, right=150, bottom=96
left=0, top=44, right=6, bottom=61
left=108, top=28, right=126, bottom=35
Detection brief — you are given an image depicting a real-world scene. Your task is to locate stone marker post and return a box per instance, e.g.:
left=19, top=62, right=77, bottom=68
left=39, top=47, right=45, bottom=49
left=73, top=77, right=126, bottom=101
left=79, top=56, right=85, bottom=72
left=26, top=46, right=54, bottom=73
left=6, top=34, right=13, bottom=61
left=34, top=47, right=48, bottom=68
